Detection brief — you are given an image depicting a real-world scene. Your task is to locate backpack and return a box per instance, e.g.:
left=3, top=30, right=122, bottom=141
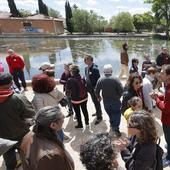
left=155, top=138, right=164, bottom=170
left=76, top=77, right=87, bottom=99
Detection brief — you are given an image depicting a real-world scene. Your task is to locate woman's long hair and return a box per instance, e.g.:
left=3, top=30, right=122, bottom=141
left=129, top=111, right=158, bottom=144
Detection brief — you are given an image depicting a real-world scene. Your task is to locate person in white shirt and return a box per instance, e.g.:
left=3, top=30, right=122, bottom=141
left=142, top=67, right=156, bottom=112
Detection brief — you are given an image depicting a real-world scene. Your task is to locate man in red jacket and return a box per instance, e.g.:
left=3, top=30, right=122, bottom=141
left=151, top=64, right=170, bottom=168
left=6, top=49, right=27, bottom=91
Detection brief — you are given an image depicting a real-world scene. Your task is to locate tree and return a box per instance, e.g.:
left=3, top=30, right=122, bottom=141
left=65, top=0, right=73, bottom=34
left=38, top=0, right=49, bottom=16
left=133, top=12, right=154, bottom=32
left=142, top=12, right=154, bottom=31
left=133, top=14, right=144, bottom=32
left=7, top=0, right=21, bottom=17
left=144, top=0, right=170, bottom=38
left=19, top=9, right=32, bottom=17
left=111, top=12, right=135, bottom=32
left=48, top=8, right=61, bottom=18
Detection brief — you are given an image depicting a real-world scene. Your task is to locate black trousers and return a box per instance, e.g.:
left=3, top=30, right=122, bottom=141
left=12, top=69, right=26, bottom=90
left=88, top=89, right=102, bottom=119
left=72, top=101, right=89, bottom=126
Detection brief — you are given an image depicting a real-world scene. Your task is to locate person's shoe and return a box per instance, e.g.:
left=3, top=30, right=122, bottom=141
left=66, top=112, right=73, bottom=118
left=85, top=122, right=89, bottom=127
left=94, top=118, right=102, bottom=125
left=163, top=158, right=170, bottom=168
left=92, top=113, right=96, bottom=116
left=75, top=124, right=83, bottom=128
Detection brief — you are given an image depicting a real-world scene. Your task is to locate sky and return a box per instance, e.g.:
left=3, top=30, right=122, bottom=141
left=1, top=0, right=152, bottom=20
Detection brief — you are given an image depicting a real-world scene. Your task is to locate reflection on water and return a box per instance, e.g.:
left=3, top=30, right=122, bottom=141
left=0, top=38, right=169, bottom=80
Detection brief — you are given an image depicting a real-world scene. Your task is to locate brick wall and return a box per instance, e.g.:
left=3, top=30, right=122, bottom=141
left=0, top=18, right=64, bottom=34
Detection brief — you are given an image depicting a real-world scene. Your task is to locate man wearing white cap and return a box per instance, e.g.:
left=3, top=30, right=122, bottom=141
left=6, top=49, right=27, bottom=91
left=95, top=64, right=123, bottom=137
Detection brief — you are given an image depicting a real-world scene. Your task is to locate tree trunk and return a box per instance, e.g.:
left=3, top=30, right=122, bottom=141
left=165, top=21, right=170, bottom=39
left=7, top=0, right=21, bottom=17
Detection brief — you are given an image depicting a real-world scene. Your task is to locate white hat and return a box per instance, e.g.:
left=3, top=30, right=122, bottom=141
left=39, top=62, right=55, bottom=71
left=103, top=64, right=113, bottom=74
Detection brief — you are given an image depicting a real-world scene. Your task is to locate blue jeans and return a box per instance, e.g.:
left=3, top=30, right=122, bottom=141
left=163, top=124, right=170, bottom=160
left=103, top=99, right=121, bottom=131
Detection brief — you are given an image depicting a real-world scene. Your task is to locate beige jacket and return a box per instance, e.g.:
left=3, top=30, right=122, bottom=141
left=32, top=88, right=65, bottom=111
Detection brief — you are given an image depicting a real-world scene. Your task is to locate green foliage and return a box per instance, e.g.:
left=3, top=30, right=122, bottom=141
left=65, top=1, right=73, bottom=33
left=133, top=12, right=154, bottom=32
left=111, top=12, right=135, bottom=32
left=7, top=0, right=21, bottom=17
left=144, top=0, right=170, bottom=38
left=19, top=9, right=32, bottom=17
left=38, top=0, right=49, bottom=16
left=72, top=7, right=108, bottom=34
left=48, top=8, right=61, bottom=18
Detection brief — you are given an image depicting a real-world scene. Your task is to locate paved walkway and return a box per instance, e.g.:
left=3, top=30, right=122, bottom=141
left=0, top=84, right=169, bottom=170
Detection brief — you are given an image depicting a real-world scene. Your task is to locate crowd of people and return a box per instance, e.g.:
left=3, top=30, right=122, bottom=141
left=0, top=44, right=170, bottom=170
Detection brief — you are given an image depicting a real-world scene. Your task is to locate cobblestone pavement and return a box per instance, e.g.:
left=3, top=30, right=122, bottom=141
left=0, top=84, right=169, bottom=170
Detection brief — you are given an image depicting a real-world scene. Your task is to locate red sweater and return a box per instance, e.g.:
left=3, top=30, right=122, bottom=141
left=6, top=54, right=25, bottom=74
left=156, top=84, right=170, bottom=126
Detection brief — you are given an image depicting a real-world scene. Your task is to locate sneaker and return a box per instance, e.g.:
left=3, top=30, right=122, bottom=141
left=75, top=124, right=83, bottom=128
left=92, top=113, right=96, bottom=116
left=94, top=118, right=102, bottom=125
left=163, top=158, right=170, bottom=168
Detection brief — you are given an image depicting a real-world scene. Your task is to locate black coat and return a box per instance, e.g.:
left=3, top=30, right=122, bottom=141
left=85, top=63, right=100, bottom=91
left=156, top=53, right=170, bottom=67
left=121, top=141, right=157, bottom=170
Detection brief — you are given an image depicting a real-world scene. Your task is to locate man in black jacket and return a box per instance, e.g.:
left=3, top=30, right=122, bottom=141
left=84, top=54, right=102, bottom=125
left=156, top=46, right=170, bottom=67
left=0, top=73, right=35, bottom=170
